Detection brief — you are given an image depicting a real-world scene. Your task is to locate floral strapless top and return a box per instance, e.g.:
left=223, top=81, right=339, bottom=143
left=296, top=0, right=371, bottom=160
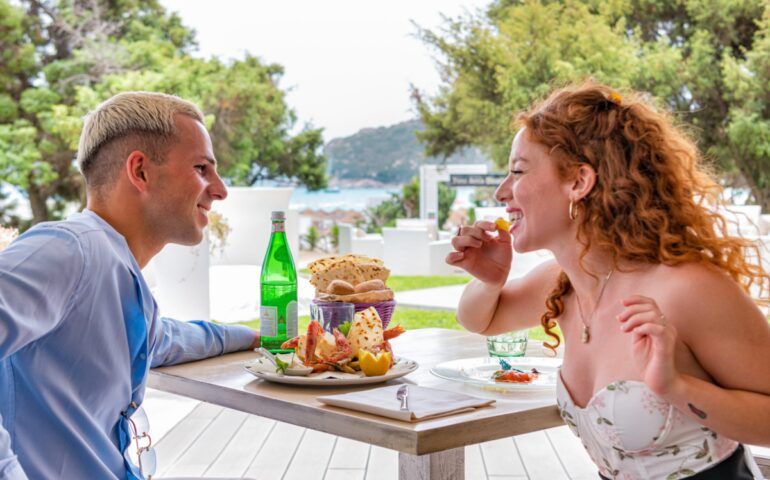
left=556, top=373, right=762, bottom=479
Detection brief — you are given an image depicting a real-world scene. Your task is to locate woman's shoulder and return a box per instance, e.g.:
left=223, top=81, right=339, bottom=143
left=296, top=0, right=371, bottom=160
left=645, top=261, right=760, bottom=330
left=647, top=261, right=740, bottom=293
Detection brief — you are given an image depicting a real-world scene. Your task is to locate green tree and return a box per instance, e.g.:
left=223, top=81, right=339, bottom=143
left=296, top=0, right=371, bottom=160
left=303, top=225, right=320, bottom=251
left=0, top=0, right=326, bottom=227
left=414, top=0, right=770, bottom=210
left=438, top=181, right=457, bottom=229
left=329, top=223, right=340, bottom=252
left=402, top=177, right=420, bottom=218
left=364, top=193, right=405, bottom=233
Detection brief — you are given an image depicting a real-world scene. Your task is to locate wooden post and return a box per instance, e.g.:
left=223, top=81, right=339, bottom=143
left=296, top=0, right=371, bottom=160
left=399, top=447, right=464, bottom=480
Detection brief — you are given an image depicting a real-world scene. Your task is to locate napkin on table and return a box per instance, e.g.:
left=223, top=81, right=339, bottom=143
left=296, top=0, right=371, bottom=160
left=318, top=385, right=495, bottom=422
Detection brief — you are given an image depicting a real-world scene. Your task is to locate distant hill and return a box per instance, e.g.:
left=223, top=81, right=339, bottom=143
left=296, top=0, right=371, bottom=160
left=324, top=119, right=490, bottom=184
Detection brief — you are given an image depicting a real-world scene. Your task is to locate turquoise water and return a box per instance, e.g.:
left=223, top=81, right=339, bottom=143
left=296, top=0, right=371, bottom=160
left=290, top=186, right=478, bottom=212
left=290, top=187, right=399, bottom=211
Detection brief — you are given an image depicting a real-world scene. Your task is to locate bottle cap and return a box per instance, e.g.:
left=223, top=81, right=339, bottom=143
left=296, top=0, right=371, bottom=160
left=271, top=211, right=286, bottom=221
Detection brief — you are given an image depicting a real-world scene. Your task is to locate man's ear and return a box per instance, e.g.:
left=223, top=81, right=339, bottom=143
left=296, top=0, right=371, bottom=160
left=125, top=150, right=150, bottom=192
left=570, top=163, right=597, bottom=202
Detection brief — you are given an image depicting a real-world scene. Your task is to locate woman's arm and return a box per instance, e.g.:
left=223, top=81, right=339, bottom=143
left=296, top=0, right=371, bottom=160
left=447, top=220, right=560, bottom=334
left=618, top=266, right=770, bottom=446
left=457, top=261, right=561, bottom=335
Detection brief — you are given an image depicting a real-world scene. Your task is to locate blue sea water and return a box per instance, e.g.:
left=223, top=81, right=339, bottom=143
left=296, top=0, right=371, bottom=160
left=290, top=187, right=399, bottom=211
left=290, top=186, right=478, bottom=212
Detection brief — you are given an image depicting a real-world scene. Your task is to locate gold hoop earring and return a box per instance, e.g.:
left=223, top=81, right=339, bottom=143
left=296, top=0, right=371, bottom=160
left=569, top=200, right=576, bottom=220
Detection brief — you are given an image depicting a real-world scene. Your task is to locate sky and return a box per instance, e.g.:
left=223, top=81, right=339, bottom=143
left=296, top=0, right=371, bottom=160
left=159, top=0, right=492, bottom=141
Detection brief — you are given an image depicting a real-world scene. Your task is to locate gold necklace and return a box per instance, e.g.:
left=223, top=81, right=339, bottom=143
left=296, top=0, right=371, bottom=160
left=574, top=269, right=614, bottom=344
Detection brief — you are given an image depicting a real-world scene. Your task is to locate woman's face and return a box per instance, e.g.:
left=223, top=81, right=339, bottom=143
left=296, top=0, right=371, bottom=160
left=494, top=128, right=573, bottom=253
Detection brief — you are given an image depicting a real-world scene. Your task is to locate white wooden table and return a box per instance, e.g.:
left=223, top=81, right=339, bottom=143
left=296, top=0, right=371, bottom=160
left=148, top=328, right=564, bottom=479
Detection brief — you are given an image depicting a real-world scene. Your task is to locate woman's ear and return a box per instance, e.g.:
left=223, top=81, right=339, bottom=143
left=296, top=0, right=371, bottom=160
left=570, top=163, right=597, bottom=202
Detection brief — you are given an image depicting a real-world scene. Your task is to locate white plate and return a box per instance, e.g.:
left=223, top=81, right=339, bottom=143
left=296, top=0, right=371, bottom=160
left=430, top=356, right=562, bottom=391
left=244, top=357, right=419, bottom=386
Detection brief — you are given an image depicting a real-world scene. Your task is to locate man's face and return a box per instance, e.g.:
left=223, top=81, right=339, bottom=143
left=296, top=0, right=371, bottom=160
left=147, top=115, right=227, bottom=246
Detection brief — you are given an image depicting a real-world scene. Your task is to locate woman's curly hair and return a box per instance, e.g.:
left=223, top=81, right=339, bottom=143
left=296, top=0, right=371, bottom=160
left=517, top=80, right=770, bottom=352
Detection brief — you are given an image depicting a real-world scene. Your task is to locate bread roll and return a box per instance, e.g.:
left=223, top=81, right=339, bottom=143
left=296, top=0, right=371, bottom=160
left=354, top=279, right=386, bottom=293
left=316, top=288, right=394, bottom=303
left=309, top=259, right=365, bottom=292
left=327, top=279, right=355, bottom=295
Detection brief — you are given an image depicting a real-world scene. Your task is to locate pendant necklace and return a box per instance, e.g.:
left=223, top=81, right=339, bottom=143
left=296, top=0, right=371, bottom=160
left=575, top=269, right=614, bottom=344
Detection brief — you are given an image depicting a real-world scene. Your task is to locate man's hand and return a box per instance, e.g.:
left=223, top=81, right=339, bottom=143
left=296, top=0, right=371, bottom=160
left=248, top=333, right=261, bottom=350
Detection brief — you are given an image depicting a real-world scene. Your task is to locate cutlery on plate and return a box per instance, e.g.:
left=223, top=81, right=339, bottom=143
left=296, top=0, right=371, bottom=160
left=396, top=385, right=409, bottom=411
left=258, top=348, right=277, bottom=365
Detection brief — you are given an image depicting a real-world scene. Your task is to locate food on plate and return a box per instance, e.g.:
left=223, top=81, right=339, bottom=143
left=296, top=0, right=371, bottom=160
left=346, top=306, right=384, bottom=357
left=308, top=254, right=394, bottom=303
left=495, top=217, right=512, bottom=231
left=280, top=307, right=405, bottom=375
left=491, top=357, right=539, bottom=383
left=358, top=350, right=392, bottom=376
left=493, top=369, right=539, bottom=383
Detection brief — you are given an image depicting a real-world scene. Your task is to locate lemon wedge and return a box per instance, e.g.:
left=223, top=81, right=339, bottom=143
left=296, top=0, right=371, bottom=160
left=495, top=217, right=511, bottom=231
left=358, top=350, right=392, bottom=376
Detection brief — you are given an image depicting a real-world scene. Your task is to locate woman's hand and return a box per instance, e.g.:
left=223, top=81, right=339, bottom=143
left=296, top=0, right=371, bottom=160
left=617, top=295, right=680, bottom=396
left=446, top=220, right=512, bottom=287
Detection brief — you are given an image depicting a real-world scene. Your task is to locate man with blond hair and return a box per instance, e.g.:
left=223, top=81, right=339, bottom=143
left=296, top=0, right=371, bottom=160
left=0, top=92, right=260, bottom=479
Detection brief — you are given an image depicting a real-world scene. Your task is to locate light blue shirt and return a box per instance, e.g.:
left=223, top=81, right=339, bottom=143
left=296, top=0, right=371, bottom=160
left=0, top=210, right=256, bottom=479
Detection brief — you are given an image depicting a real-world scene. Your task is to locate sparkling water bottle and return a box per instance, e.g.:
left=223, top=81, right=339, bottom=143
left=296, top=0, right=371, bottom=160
left=260, top=211, right=298, bottom=352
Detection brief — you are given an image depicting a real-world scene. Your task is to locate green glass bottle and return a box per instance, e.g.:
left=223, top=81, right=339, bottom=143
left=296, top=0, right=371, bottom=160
left=260, top=211, right=298, bottom=353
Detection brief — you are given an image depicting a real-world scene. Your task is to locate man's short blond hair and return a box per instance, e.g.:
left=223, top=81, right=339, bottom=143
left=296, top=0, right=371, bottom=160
left=77, top=91, right=205, bottom=189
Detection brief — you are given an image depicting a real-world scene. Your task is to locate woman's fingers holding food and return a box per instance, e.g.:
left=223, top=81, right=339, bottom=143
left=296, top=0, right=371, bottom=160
left=451, top=234, right=483, bottom=251
left=475, top=219, right=498, bottom=231
left=452, top=222, right=496, bottom=249
left=445, top=250, right=465, bottom=265
left=458, top=222, right=495, bottom=239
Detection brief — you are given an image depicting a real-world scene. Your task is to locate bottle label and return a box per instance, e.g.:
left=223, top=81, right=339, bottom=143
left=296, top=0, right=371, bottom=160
left=286, top=300, right=298, bottom=337
left=260, top=306, right=277, bottom=337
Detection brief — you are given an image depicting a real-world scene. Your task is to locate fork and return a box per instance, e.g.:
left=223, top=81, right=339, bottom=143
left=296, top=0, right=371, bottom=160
left=396, top=385, right=409, bottom=411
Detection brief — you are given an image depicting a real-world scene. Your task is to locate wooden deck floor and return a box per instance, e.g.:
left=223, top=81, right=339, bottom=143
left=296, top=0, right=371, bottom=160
left=149, top=390, right=770, bottom=479
left=153, top=401, right=599, bottom=480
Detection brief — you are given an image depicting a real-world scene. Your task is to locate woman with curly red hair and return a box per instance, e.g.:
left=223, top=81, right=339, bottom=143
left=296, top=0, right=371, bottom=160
left=449, top=81, right=769, bottom=479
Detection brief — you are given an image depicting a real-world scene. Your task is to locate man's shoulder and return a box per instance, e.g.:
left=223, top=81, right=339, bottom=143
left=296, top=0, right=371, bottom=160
left=29, top=212, right=119, bottom=248
left=35, top=212, right=106, bottom=237
left=13, top=213, right=121, bottom=267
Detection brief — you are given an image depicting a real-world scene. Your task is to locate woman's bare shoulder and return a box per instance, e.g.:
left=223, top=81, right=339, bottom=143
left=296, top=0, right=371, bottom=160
left=648, top=262, right=763, bottom=333
left=650, top=262, right=745, bottom=298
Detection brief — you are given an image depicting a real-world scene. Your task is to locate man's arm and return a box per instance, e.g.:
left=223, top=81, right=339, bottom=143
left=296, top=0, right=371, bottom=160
left=0, top=228, right=84, bottom=480
left=149, top=317, right=259, bottom=368
left=0, top=228, right=83, bottom=355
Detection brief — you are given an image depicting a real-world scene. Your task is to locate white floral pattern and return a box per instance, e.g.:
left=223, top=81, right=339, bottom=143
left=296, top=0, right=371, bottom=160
left=556, top=375, right=746, bottom=479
